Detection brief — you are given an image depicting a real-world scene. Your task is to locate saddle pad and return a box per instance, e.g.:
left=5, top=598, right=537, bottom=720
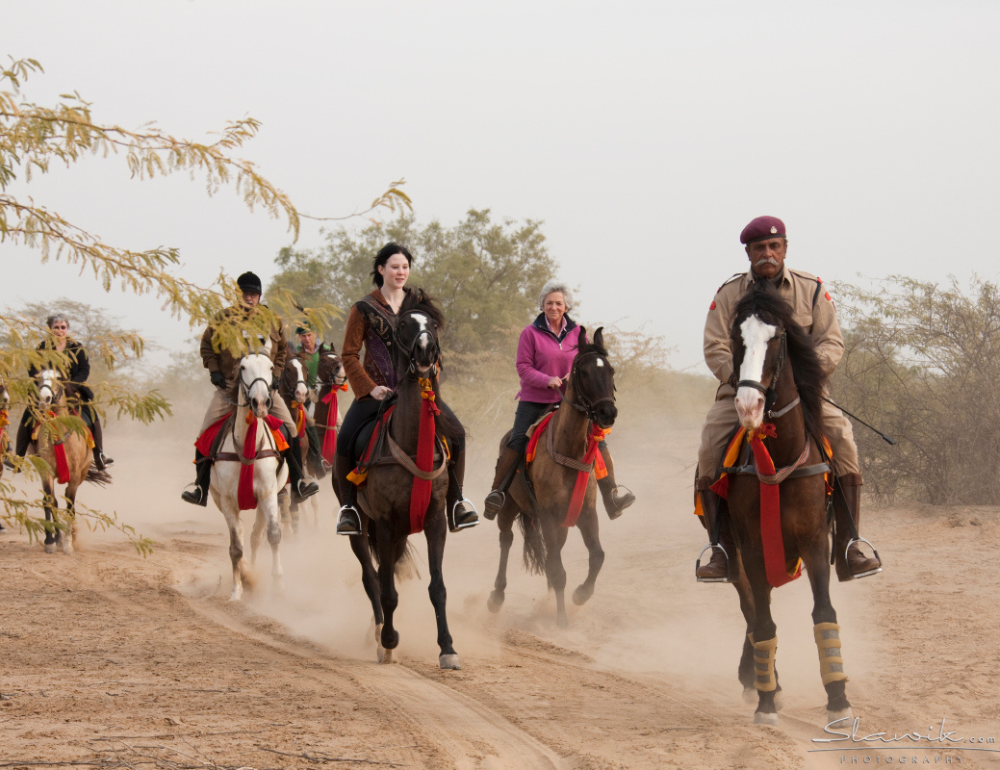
left=524, top=404, right=558, bottom=441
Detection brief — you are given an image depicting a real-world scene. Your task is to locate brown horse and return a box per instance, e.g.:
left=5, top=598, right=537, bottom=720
left=488, top=328, right=617, bottom=628
left=339, top=290, right=465, bottom=668
left=314, top=348, right=347, bottom=472
left=276, top=354, right=324, bottom=533
left=720, top=281, right=852, bottom=725
left=0, top=381, right=10, bottom=486
left=27, top=369, right=110, bottom=553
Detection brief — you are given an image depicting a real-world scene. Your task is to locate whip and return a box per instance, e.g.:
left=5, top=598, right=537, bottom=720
left=822, top=396, right=897, bottom=446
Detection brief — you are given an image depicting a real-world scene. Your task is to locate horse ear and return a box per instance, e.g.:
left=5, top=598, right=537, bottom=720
left=260, top=336, right=273, bottom=357
left=577, top=325, right=587, bottom=348
left=594, top=326, right=605, bottom=351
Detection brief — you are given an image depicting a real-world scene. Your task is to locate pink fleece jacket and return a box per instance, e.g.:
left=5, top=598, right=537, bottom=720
left=515, top=315, right=584, bottom=403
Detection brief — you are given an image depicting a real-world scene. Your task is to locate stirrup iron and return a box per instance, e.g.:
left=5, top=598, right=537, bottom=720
left=842, top=536, right=883, bottom=579
left=450, top=498, right=479, bottom=531
left=695, top=542, right=734, bottom=583
left=336, top=503, right=362, bottom=536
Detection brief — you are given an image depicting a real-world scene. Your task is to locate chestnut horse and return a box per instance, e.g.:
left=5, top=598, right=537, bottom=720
left=488, top=328, right=617, bottom=628
left=341, top=290, right=464, bottom=668
left=27, top=369, right=110, bottom=553
left=723, top=281, right=852, bottom=725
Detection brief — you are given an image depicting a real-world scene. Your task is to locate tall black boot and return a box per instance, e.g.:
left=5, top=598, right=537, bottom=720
left=334, top=454, right=362, bottom=536
left=285, top=434, right=319, bottom=502
left=181, top=450, right=212, bottom=506
left=695, top=483, right=735, bottom=582
left=89, top=413, right=114, bottom=470
left=833, top=474, right=882, bottom=581
left=446, top=450, right=478, bottom=533
left=597, top=442, right=635, bottom=519
left=484, top=445, right=521, bottom=520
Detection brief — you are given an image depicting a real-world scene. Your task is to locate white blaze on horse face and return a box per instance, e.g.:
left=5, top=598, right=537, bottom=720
left=244, top=354, right=273, bottom=417
left=37, top=369, right=59, bottom=405
left=735, top=316, right=777, bottom=429
left=291, top=359, right=308, bottom=404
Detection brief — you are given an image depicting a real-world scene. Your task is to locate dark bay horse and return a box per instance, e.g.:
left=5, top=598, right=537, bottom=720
left=724, top=281, right=852, bottom=725
left=488, top=328, right=617, bottom=628
left=314, top=348, right=348, bottom=472
left=276, top=354, right=325, bottom=533
left=342, top=290, right=465, bottom=668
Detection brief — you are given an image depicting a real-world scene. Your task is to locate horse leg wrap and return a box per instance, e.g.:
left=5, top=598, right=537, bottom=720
left=814, top=622, right=848, bottom=685
left=753, top=635, right=778, bottom=692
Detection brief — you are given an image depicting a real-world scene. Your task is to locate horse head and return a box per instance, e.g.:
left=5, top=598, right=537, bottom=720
left=317, top=349, right=347, bottom=388
left=34, top=369, right=66, bottom=409
left=237, top=354, right=274, bottom=418
left=0, top=380, right=9, bottom=410
left=570, top=326, right=618, bottom=430
left=280, top=356, right=309, bottom=406
left=730, top=281, right=826, bottom=435
left=395, top=290, right=445, bottom=378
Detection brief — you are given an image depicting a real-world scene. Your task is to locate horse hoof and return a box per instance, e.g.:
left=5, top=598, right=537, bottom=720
left=487, top=591, right=505, bottom=613
left=439, top=654, right=461, bottom=670
left=44, top=543, right=56, bottom=554
left=742, top=687, right=756, bottom=704
left=572, top=585, right=594, bottom=606
left=380, top=648, right=393, bottom=664
left=753, top=711, right=779, bottom=726
left=828, top=707, right=853, bottom=723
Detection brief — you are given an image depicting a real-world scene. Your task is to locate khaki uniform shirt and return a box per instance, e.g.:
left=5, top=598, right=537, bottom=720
left=199, top=305, right=288, bottom=385
left=703, top=264, right=843, bottom=384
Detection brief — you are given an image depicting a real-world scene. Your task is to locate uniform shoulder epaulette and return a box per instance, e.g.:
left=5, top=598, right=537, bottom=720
left=709, top=272, right=745, bottom=311
left=788, top=269, right=832, bottom=307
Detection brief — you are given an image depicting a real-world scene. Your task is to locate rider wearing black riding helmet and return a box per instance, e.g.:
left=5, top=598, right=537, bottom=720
left=180, top=271, right=320, bottom=507
left=8, top=313, right=114, bottom=471
left=333, top=243, right=479, bottom=536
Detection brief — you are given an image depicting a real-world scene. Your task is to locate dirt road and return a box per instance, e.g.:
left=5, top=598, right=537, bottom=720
left=1, top=423, right=998, bottom=769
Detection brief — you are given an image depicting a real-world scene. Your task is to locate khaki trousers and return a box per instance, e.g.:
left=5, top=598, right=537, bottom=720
left=198, top=388, right=297, bottom=437
left=696, top=383, right=859, bottom=483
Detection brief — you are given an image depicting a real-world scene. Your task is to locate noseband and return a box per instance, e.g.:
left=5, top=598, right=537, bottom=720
left=737, top=328, right=787, bottom=412
left=396, top=310, right=440, bottom=379
left=562, top=351, right=616, bottom=423
left=239, top=367, right=273, bottom=411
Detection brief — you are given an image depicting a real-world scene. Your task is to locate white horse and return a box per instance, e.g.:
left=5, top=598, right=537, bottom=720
left=211, top=353, right=288, bottom=600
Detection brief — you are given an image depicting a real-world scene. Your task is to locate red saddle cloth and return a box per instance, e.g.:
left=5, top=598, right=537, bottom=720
left=195, top=412, right=288, bottom=511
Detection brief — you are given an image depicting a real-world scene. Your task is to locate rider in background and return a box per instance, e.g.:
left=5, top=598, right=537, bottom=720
left=11, top=313, right=114, bottom=470
left=483, top=280, right=635, bottom=520
left=295, top=325, right=334, bottom=394
left=180, top=271, right=320, bottom=507
left=694, top=215, right=879, bottom=581
left=333, top=243, right=479, bottom=536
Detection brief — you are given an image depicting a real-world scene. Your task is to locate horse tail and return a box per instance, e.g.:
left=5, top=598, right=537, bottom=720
left=364, top=519, right=420, bottom=580
left=518, top=512, right=547, bottom=575
left=85, top=468, right=112, bottom=486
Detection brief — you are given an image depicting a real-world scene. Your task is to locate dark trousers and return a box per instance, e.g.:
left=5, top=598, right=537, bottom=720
left=506, top=401, right=553, bottom=451
left=336, top=396, right=466, bottom=459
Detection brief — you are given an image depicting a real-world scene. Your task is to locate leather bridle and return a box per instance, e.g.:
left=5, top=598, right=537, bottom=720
left=396, top=310, right=440, bottom=379
left=561, top=351, right=616, bottom=425
left=737, top=329, right=787, bottom=413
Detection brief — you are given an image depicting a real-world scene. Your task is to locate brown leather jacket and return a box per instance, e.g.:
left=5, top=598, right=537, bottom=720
left=199, top=305, right=287, bottom=385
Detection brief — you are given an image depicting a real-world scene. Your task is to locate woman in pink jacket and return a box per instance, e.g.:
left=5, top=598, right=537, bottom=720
left=483, top=281, right=635, bottom=520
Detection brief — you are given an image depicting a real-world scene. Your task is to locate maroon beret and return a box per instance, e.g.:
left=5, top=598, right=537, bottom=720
left=740, top=216, right=786, bottom=244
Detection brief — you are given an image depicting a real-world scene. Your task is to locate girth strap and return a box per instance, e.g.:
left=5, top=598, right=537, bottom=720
left=546, top=424, right=596, bottom=474
left=216, top=449, right=281, bottom=465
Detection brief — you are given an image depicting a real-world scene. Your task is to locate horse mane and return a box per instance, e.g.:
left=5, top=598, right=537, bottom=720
left=399, top=288, right=446, bottom=330
left=730, top=281, right=827, bottom=441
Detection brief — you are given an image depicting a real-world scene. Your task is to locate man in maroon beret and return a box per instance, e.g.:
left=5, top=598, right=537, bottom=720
left=694, top=216, right=881, bottom=582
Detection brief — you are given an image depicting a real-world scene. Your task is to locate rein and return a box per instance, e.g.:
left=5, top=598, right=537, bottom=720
left=559, top=351, right=616, bottom=424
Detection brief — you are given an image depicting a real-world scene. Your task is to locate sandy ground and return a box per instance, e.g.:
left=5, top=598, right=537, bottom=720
left=1, top=413, right=999, bottom=770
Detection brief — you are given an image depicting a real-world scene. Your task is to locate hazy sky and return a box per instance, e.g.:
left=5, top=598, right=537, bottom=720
left=4, top=1, right=999, bottom=374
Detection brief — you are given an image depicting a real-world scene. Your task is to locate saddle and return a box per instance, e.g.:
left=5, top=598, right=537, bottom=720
left=196, top=413, right=285, bottom=468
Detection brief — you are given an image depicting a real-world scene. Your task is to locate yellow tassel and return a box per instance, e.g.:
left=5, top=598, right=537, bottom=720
left=347, top=468, right=368, bottom=486
left=814, top=622, right=848, bottom=685
left=753, top=636, right=778, bottom=692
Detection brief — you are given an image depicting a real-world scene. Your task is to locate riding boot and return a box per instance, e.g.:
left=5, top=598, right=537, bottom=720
left=334, top=454, right=362, bottom=536
left=89, top=415, right=114, bottom=470
left=695, top=482, right=736, bottom=582
left=597, top=442, right=635, bottom=520
left=5, top=413, right=31, bottom=471
left=181, top=450, right=212, bottom=506
left=833, top=474, right=881, bottom=581
left=446, top=450, right=479, bottom=532
left=484, top=445, right=521, bottom=520
left=284, top=434, right=319, bottom=503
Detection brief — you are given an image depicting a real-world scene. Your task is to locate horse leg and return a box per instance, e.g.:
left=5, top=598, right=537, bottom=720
left=424, top=514, right=459, bottom=670
left=259, top=490, right=283, bottom=592
left=41, top=476, right=58, bottom=554
left=376, top=518, right=399, bottom=662
left=277, top=487, right=291, bottom=530
left=487, top=500, right=518, bottom=613
left=223, top=510, right=248, bottom=601
left=62, top=479, right=81, bottom=555
left=742, top=552, right=779, bottom=725
left=542, top=517, right=570, bottom=628
left=802, top=535, right=852, bottom=721
left=572, top=506, right=604, bottom=606
left=731, top=555, right=760, bottom=703
left=348, top=528, right=384, bottom=660
left=250, top=508, right=266, bottom=566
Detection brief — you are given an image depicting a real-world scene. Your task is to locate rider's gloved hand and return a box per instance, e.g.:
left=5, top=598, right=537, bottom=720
left=271, top=374, right=281, bottom=391
left=210, top=371, right=226, bottom=389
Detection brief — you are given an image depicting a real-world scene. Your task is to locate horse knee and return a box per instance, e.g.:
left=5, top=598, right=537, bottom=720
left=267, top=523, right=281, bottom=546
